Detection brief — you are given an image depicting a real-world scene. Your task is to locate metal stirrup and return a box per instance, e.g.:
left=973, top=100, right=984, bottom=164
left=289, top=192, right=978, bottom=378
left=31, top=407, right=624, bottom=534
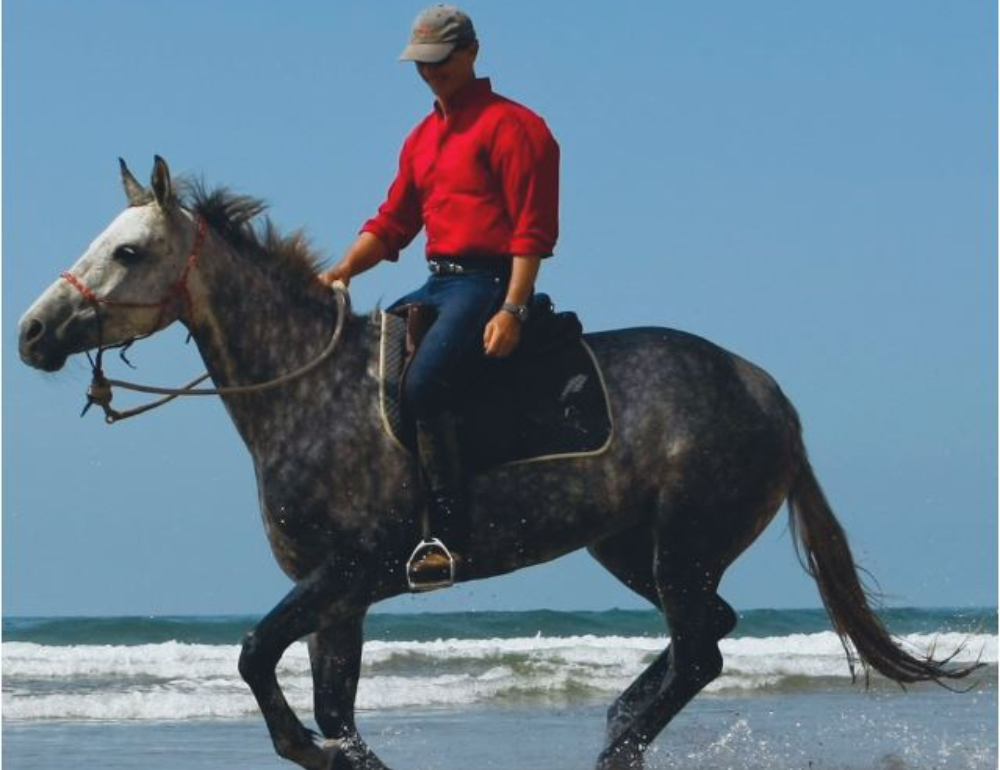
left=406, top=537, right=457, bottom=592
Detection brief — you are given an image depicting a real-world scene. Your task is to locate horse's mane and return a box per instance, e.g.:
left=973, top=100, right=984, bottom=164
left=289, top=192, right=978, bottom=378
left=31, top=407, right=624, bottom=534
left=180, top=180, right=328, bottom=302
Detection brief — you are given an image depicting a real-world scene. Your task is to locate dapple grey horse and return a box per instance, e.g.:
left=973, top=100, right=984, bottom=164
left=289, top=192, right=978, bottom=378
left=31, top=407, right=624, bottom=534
left=18, top=158, right=974, bottom=770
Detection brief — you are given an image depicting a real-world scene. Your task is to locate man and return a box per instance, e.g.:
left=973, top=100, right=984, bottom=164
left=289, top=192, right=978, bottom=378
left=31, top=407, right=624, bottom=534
left=321, top=4, right=559, bottom=588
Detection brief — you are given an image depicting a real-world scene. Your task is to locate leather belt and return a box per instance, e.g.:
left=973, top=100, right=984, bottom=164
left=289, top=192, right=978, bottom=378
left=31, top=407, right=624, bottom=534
left=428, top=256, right=511, bottom=275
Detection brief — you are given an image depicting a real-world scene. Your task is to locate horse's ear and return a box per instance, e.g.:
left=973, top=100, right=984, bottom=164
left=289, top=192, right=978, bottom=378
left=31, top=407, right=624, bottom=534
left=151, top=155, right=174, bottom=208
left=119, top=158, right=148, bottom=206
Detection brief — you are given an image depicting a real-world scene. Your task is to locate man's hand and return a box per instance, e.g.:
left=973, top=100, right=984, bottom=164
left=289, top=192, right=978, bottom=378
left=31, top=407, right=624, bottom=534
left=320, top=232, right=390, bottom=288
left=484, top=254, right=540, bottom=356
left=320, top=262, right=352, bottom=288
left=483, top=310, right=522, bottom=357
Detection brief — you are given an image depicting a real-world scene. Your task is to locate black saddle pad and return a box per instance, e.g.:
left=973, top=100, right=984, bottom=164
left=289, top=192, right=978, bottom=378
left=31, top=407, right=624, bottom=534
left=378, top=301, right=613, bottom=472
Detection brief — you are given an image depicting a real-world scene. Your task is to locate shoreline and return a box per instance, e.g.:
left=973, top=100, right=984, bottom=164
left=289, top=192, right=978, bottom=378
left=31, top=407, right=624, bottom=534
left=5, top=686, right=997, bottom=770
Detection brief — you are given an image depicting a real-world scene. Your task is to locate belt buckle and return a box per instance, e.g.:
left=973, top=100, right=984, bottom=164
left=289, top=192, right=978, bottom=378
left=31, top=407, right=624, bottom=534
left=430, top=260, right=464, bottom=275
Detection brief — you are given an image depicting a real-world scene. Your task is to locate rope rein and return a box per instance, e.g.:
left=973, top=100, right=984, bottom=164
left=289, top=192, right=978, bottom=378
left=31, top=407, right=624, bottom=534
left=103, top=287, right=349, bottom=398
left=61, top=217, right=351, bottom=424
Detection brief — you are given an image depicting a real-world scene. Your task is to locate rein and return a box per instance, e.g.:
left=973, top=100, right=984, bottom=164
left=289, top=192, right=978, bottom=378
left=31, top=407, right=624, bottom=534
left=61, top=217, right=351, bottom=424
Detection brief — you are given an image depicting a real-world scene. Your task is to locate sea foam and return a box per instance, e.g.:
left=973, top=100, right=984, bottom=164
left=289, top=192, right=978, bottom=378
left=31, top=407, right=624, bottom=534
left=4, top=632, right=995, bottom=721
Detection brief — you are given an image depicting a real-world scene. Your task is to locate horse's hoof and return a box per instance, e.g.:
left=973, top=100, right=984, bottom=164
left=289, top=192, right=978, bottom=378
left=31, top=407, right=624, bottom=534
left=319, top=735, right=393, bottom=770
left=596, top=742, right=645, bottom=770
left=319, top=739, right=348, bottom=770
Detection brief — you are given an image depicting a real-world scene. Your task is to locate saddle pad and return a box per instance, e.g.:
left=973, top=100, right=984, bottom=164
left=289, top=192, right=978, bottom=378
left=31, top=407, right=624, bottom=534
left=378, top=311, right=613, bottom=471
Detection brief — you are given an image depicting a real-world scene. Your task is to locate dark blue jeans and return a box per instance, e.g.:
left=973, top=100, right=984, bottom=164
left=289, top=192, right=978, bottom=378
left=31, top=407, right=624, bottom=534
left=389, top=269, right=509, bottom=420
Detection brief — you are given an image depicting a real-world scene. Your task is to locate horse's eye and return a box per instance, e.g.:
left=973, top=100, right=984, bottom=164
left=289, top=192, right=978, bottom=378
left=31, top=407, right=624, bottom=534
left=113, top=245, right=143, bottom=263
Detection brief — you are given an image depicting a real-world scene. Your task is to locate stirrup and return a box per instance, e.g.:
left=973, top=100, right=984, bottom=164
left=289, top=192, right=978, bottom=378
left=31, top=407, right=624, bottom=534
left=406, top=537, right=457, bottom=592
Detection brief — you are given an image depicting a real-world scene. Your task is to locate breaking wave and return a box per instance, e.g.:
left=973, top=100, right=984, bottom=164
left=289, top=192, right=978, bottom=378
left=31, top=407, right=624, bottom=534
left=4, top=630, right=995, bottom=721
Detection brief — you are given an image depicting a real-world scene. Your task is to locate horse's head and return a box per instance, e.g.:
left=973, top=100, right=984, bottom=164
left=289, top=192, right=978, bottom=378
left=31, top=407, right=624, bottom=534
left=18, top=156, right=202, bottom=372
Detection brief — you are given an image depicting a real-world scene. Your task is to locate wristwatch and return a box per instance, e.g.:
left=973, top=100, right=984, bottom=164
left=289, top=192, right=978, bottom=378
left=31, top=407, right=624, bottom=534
left=501, top=302, right=530, bottom=323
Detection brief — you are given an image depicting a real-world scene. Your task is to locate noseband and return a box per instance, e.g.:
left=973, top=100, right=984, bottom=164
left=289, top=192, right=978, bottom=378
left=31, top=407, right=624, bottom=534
left=57, top=217, right=350, bottom=424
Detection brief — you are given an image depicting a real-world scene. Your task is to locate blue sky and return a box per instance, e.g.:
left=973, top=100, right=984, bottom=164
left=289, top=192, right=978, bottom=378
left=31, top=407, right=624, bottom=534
left=3, top=1, right=996, bottom=617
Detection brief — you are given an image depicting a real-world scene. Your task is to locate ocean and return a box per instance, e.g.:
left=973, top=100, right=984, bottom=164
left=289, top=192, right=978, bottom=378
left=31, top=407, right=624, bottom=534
left=3, top=608, right=996, bottom=769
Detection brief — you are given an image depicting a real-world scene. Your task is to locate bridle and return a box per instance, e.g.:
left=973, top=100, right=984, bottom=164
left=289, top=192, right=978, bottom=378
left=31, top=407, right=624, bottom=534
left=61, top=217, right=208, bottom=333
left=59, top=216, right=351, bottom=424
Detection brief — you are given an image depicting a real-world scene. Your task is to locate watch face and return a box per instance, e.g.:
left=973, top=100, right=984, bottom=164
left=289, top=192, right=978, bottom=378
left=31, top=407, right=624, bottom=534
left=504, top=303, right=527, bottom=321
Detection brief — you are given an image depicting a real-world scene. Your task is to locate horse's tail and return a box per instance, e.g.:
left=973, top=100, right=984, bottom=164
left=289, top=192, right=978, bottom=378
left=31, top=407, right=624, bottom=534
left=786, top=439, right=979, bottom=686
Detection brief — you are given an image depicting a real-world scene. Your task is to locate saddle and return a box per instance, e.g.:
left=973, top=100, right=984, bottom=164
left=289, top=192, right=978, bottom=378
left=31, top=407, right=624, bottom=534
left=378, top=294, right=613, bottom=473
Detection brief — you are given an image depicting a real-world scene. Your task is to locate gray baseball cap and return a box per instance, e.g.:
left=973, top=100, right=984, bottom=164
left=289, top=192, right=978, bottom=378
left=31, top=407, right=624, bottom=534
left=399, top=5, right=477, bottom=63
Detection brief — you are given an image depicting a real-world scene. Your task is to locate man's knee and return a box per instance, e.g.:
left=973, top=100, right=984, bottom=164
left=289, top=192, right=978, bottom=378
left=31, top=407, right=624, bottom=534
left=403, top=367, right=452, bottom=419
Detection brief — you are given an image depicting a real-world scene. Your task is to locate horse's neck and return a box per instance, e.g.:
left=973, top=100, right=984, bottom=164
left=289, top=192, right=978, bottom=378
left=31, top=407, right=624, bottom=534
left=186, top=239, right=372, bottom=450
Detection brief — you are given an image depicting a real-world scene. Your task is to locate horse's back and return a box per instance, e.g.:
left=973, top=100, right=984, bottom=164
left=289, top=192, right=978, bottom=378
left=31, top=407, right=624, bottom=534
left=583, top=325, right=799, bottom=454
left=584, top=324, right=771, bottom=394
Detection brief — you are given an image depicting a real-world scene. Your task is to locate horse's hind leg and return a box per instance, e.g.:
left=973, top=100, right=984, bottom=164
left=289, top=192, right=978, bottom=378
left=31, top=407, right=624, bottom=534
left=590, top=529, right=737, bottom=761
left=308, top=612, right=392, bottom=770
left=594, top=523, right=737, bottom=770
left=588, top=530, right=672, bottom=748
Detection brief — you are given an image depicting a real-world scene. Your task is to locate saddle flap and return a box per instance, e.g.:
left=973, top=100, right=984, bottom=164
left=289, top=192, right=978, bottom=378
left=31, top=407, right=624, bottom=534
left=388, top=303, right=438, bottom=357
left=378, top=304, right=613, bottom=472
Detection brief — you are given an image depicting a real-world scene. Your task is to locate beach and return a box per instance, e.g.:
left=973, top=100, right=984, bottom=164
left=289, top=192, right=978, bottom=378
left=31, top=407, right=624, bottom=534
left=3, top=609, right=996, bottom=769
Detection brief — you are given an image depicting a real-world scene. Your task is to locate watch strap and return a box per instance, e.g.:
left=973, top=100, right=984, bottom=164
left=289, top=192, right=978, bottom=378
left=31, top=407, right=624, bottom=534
left=501, top=302, right=529, bottom=322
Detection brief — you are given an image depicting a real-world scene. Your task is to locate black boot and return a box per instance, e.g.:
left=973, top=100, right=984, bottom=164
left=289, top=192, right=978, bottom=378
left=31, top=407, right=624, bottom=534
left=407, top=412, right=468, bottom=590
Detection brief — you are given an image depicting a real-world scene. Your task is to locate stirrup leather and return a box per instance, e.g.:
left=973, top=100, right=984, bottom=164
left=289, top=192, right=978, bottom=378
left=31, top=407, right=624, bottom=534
left=406, top=537, right=457, bottom=592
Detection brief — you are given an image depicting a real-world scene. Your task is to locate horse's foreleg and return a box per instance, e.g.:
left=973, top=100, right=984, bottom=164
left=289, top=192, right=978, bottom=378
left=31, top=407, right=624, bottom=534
left=239, top=562, right=346, bottom=770
left=309, top=614, right=363, bottom=738
left=309, top=612, right=392, bottom=770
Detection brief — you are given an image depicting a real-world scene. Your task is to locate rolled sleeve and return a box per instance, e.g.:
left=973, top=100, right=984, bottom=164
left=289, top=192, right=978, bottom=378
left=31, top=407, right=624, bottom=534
left=361, top=141, right=423, bottom=261
left=492, top=116, right=560, bottom=257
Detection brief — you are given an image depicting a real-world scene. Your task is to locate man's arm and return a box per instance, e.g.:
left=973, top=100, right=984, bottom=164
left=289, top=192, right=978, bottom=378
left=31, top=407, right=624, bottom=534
left=320, top=232, right=389, bottom=287
left=324, top=131, right=423, bottom=288
left=483, top=254, right=540, bottom=357
left=482, top=112, right=558, bottom=357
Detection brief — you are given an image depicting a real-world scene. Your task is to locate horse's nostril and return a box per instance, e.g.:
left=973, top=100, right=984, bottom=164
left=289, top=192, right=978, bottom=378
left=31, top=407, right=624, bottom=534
left=23, top=319, right=45, bottom=346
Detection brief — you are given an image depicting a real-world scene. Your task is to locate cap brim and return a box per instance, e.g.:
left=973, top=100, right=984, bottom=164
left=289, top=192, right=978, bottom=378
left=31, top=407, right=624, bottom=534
left=399, top=41, right=455, bottom=63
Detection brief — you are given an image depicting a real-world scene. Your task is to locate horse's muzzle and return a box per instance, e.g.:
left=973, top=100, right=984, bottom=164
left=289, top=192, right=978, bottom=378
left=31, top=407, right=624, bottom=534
left=19, top=315, right=69, bottom=372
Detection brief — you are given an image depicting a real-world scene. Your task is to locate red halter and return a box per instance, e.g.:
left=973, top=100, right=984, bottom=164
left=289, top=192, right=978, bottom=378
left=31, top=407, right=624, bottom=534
left=60, top=217, right=209, bottom=330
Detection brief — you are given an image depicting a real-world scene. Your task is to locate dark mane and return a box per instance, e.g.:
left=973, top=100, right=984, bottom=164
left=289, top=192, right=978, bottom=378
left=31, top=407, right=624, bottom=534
left=180, top=180, right=328, bottom=301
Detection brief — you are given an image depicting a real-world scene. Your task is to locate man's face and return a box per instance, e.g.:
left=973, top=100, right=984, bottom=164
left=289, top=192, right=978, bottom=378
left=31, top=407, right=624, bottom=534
left=416, top=43, right=478, bottom=104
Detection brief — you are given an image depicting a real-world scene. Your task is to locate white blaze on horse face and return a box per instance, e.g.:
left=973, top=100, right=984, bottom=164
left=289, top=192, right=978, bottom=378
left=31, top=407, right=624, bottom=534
left=70, top=205, right=190, bottom=338
left=73, top=205, right=171, bottom=299
left=19, top=203, right=196, bottom=370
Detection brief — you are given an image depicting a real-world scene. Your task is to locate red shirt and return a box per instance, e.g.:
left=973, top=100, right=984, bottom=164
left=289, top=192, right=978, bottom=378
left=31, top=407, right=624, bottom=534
left=362, top=78, right=560, bottom=261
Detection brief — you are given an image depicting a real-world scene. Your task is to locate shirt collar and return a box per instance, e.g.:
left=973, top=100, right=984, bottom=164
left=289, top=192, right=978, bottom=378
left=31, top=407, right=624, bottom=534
left=433, top=77, right=493, bottom=117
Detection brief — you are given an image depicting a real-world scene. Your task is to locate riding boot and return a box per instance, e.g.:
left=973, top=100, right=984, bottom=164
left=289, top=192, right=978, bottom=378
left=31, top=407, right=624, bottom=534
left=408, top=411, right=468, bottom=589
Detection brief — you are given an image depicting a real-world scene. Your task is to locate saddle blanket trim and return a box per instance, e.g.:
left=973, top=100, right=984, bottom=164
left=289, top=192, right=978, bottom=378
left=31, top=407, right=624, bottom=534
left=377, top=310, right=614, bottom=467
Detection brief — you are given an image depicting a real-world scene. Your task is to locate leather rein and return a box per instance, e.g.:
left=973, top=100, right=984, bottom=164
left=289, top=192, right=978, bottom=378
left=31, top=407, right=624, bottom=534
left=60, top=217, right=350, bottom=424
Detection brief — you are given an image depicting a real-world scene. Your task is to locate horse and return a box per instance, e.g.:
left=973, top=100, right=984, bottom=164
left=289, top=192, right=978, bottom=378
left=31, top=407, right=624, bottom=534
left=17, top=157, right=974, bottom=770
